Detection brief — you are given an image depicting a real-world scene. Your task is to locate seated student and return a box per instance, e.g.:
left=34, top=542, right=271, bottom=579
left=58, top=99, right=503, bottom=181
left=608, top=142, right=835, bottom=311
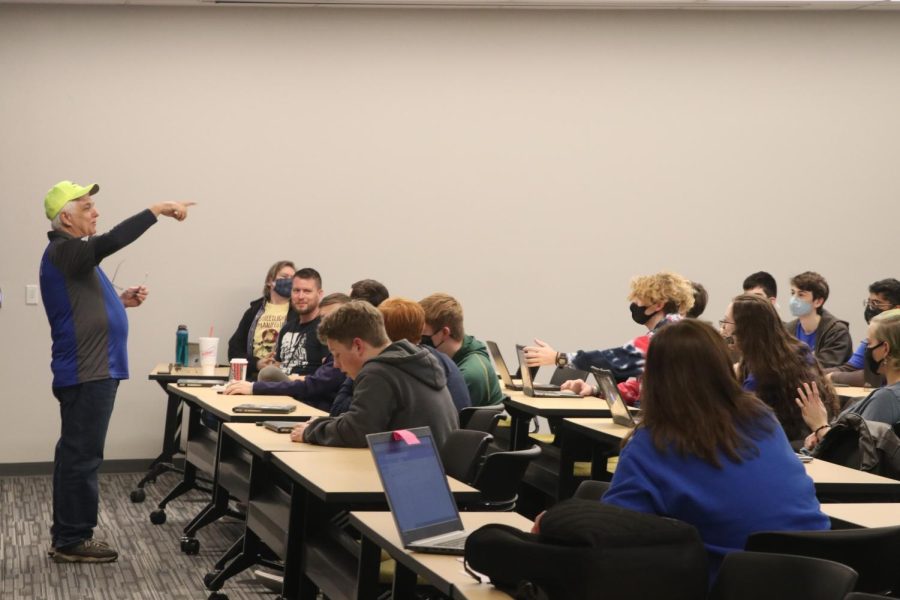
left=726, top=294, right=837, bottom=443
left=526, top=271, right=694, bottom=405
left=223, top=293, right=350, bottom=411
left=290, top=300, right=458, bottom=448
left=379, top=297, right=471, bottom=412
left=257, top=267, right=329, bottom=382
left=227, top=260, right=295, bottom=381
left=796, top=309, right=900, bottom=452
left=827, top=278, right=900, bottom=387
left=419, top=293, right=504, bottom=407
left=686, top=281, right=708, bottom=319
left=785, top=271, right=852, bottom=369
left=600, top=319, right=829, bottom=581
left=742, top=270, right=778, bottom=306
left=350, top=278, right=390, bottom=307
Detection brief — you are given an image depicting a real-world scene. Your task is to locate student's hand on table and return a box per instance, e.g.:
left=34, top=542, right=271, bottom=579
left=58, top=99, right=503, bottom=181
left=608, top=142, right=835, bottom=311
left=825, top=372, right=834, bottom=382
left=257, top=353, right=277, bottom=371
left=121, top=285, right=148, bottom=308
left=523, top=339, right=557, bottom=367
left=288, top=374, right=305, bottom=382
left=290, top=422, right=308, bottom=442
left=224, top=381, right=253, bottom=395
left=561, top=379, right=595, bottom=397
left=152, top=201, right=196, bottom=221
left=794, top=381, right=829, bottom=431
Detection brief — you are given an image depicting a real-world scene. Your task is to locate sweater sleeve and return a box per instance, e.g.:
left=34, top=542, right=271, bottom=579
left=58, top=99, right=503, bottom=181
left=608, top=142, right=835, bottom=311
left=252, top=362, right=343, bottom=410
left=601, top=434, right=665, bottom=516
left=855, top=388, right=900, bottom=425
left=49, top=210, right=158, bottom=277
left=302, top=370, right=396, bottom=447
left=571, top=339, right=646, bottom=381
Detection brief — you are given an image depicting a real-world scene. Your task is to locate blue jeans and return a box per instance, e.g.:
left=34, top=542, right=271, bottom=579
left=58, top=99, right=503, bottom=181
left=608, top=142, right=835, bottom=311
left=51, top=378, right=118, bottom=549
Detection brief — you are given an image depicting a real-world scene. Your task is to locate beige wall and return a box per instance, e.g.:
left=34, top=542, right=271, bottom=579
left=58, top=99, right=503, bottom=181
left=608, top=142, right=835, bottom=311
left=1, top=5, right=898, bottom=463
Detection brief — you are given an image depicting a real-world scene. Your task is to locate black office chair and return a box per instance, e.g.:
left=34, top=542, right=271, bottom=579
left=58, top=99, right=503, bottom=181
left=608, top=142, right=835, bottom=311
left=708, top=551, right=858, bottom=600
left=459, top=406, right=504, bottom=435
left=469, top=445, right=541, bottom=511
left=573, top=480, right=610, bottom=501
left=746, top=526, right=900, bottom=594
left=439, top=430, right=492, bottom=484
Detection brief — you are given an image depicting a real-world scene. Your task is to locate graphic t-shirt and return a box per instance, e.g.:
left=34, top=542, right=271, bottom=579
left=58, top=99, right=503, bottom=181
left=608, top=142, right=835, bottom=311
left=275, top=316, right=328, bottom=376
left=253, top=301, right=290, bottom=361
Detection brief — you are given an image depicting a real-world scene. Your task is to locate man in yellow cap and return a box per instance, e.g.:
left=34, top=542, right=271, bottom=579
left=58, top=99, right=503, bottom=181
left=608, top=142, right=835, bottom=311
left=40, top=180, right=194, bottom=563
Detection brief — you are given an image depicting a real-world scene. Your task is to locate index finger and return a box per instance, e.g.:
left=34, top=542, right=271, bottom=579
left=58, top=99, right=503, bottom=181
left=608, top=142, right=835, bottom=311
left=182, top=201, right=197, bottom=207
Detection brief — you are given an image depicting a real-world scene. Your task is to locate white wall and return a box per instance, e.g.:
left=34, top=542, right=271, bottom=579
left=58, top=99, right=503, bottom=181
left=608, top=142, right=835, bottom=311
left=1, top=5, right=898, bottom=463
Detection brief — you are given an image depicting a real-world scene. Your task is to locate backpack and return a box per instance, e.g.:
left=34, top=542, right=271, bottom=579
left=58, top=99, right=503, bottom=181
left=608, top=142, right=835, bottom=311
left=812, top=412, right=900, bottom=479
left=463, top=500, right=708, bottom=600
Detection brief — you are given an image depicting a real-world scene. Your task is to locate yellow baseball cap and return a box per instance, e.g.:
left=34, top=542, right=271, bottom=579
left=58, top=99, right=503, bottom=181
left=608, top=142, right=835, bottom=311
left=44, top=180, right=100, bottom=220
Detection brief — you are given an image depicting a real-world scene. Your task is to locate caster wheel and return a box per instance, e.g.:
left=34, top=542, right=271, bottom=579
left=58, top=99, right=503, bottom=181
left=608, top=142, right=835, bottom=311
left=130, top=489, right=146, bottom=503
left=204, top=570, right=222, bottom=590
left=208, top=593, right=228, bottom=600
left=181, top=536, right=200, bottom=555
left=149, top=509, right=167, bottom=525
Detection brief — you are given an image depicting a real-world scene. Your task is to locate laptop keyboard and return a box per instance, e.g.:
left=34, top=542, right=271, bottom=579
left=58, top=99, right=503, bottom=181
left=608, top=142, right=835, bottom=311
left=432, top=536, right=467, bottom=550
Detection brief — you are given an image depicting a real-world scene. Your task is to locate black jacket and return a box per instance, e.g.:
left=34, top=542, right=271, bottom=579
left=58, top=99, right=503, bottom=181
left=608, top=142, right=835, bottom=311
left=227, top=297, right=296, bottom=381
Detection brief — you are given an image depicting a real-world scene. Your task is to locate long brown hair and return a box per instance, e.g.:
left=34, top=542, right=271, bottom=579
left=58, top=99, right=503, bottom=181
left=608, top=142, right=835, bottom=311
left=638, top=319, right=774, bottom=468
left=732, top=294, right=837, bottom=441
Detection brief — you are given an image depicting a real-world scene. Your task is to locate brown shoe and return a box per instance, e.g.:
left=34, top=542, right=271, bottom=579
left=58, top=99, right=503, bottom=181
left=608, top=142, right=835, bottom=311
left=52, top=539, right=118, bottom=563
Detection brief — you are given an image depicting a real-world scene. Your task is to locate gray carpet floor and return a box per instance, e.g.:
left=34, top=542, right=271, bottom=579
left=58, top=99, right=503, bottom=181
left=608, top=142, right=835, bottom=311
left=0, top=470, right=278, bottom=600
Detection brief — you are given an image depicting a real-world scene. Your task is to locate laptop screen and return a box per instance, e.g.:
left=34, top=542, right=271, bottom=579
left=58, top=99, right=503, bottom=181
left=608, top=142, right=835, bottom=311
left=515, top=345, right=535, bottom=391
left=487, top=340, right=514, bottom=386
left=591, top=368, right=636, bottom=428
left=368, top=428, right=463, bottom=544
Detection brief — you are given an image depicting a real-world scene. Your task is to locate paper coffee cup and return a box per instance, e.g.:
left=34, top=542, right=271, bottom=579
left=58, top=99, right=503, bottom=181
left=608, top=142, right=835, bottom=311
left=230, top=358, right=248, bottom=382
left=199, top=337, right=219, bottom=367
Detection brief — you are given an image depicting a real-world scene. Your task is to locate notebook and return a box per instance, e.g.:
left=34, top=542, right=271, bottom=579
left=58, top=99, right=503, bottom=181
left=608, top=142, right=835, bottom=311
left=515, top=345, right=580, bottom=398
left=486, top=341, right=555, bottom=392
left=590, top=367, right=639, bottom=428
left=232, top=403, right=297, bottom=414
left=367, top=427, right=469, bottom=555
left=261, top=419, right=307, bottom=433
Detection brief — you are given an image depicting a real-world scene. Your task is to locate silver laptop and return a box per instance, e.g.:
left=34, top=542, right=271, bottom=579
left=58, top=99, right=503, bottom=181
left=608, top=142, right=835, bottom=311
left=515, top=345, right=580, bottom=398
left=367, top=427, right=469, bottom=555
left=590, top=367, right=639, bottom=428
left=486, top=340, right=555, bottom=392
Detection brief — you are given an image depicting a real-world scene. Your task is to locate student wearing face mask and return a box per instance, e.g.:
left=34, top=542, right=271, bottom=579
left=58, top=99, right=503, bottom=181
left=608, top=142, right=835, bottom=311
left=784, top=271, right=852, bottom=369
left=826, top=278, right=900, bottom=387
left=524, top=272, right=695, bottom=405
left=796, top=309, right=900, bottom=452
left=227, top=260, right=296, bottom=381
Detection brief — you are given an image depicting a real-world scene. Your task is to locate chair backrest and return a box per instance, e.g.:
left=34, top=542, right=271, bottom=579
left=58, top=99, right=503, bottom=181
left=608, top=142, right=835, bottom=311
left=573, top=480, right=610, bottom=501
left=745, top=526, right=900, bottom=594
left=709, top=551, right=858, bottom=600
left=439, top=429, right=493, bottom=484
left=460, top=406, right=504, bottom=434
left=471, top=445, right=541, bottom=510
left=550, top=366, right=589, bottom=386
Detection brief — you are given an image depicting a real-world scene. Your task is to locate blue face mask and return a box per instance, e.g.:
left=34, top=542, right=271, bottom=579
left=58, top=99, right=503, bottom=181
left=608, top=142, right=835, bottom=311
left=273, top=278, right=293, bottom=298
left=789, top=296, right=813, bottom=318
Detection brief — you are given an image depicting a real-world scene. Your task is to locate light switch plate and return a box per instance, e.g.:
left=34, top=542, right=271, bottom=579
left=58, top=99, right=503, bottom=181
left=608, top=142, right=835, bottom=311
left=26, top=284, right=39, bottom=305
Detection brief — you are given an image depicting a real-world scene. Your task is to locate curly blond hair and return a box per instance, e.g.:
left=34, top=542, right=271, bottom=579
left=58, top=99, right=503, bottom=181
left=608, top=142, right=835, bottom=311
left=628, top=272, right=695, bottom=316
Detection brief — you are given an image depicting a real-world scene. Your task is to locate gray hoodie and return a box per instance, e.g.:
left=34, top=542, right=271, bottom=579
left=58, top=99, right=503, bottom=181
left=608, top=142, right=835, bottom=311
left=302, top=340, right=459, bottom=448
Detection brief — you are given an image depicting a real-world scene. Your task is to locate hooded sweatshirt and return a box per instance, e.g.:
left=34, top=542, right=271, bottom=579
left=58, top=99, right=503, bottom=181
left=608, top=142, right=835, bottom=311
left=302, top=340, right=459, bottom=448
left=784, top=308, right=852, bottom=369
left=453, top=335, right=504, bottom=407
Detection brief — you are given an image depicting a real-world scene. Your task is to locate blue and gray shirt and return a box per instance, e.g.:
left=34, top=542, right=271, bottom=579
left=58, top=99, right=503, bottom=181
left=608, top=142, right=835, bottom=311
left=40, top=209, right=157, bottom=388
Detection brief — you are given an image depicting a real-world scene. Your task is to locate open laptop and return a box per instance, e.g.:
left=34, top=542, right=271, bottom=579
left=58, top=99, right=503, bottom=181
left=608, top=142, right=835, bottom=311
left=515, top=345, right=580, bottom=398
left=367, top=427, right=469, bottom=555
left=590, top=367, right=639, bottom=428
left=486, top=340, right=555, bottom=392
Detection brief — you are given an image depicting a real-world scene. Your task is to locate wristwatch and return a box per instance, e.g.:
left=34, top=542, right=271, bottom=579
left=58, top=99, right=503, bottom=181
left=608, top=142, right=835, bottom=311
left=555, top=352, right=569, bottom=369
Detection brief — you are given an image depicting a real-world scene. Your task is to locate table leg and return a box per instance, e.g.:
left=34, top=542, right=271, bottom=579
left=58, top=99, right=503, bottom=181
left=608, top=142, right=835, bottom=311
left=392, top=562, right=418, bottom=600
left=356, top=536, right=382, bottom=600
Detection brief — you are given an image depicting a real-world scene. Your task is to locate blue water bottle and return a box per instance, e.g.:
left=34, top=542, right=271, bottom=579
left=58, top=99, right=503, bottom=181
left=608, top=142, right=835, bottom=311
left=176, top=324, right=189, bottom=367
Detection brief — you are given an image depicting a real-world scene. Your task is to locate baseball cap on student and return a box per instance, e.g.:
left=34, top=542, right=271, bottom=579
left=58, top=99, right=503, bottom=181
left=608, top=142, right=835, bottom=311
left=44, top=181, right=100, bottom=220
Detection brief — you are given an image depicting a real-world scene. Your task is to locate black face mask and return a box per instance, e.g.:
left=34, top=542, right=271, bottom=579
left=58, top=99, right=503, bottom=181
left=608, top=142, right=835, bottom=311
left=865, top=342, right=885, bottom=373
left=630, top=302, right=656, bottom=326
left=420, top=334, right=435, bottom=348
left=273, top=278, right=293, bottom=298
left=864, top=306, right=883, bottom=324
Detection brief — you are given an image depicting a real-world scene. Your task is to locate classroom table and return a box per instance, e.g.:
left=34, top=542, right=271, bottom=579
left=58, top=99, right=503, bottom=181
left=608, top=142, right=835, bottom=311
left=559, top=418, right=900, bottom=503
left=152, top=384, right=322, bottom=542
left=821, top=503, right=900, bottom=529
left=208, top=447, right=481, bottom=600
left=835, top=386, right=872, bottom=403
left=135, top=363, right=229, bottom=502
left=557, top=418, right=631, bottom=498
left=351, top=511, right=530, bottom=600
left=502, top=389, right=610, bottom=451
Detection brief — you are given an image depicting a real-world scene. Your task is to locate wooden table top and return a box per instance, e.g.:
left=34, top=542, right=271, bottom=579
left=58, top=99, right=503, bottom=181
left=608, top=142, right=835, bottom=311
left=349, top=511, right=530, bottom=600
left=805, top=458, right=900, bottom=488
left=222, top=422, right=342, bottom=456
left=149, top=363, right=230, bottom=380
left=835, top=386, right=872, bottom=400
left=167, top=384, right=327, bottom=421
left=821, top=503, right=900, bottom=528
left=503, top=391, right=610, bottom=417
left=561, top=417, right=632, bottom=443
left=271, top=450, right=480, bottom=503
